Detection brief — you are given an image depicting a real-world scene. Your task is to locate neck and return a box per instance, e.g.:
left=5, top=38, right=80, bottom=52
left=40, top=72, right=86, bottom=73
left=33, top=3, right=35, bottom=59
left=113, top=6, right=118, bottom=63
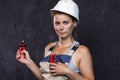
left=57, top=37, right=75, bottom=48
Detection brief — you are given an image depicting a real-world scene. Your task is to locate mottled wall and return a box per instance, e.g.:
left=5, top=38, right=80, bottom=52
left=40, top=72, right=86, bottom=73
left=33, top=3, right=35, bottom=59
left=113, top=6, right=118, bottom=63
left=0, top=0, right=120, bottom=80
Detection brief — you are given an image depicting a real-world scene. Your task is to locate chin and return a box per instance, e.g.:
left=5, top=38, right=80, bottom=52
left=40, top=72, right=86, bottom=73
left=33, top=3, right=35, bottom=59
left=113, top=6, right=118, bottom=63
left=59, top=35, right=68, bottom=39
left=57, top=33, right=69, bottom=38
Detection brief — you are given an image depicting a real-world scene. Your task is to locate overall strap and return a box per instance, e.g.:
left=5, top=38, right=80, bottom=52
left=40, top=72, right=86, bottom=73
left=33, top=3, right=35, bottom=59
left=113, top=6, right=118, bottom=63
left=71, top=44, right=79, bottom=52
left=48, top=46, right=55, bottom=52
left=49, top=41, right=80, bottom=53
left=67, top=41, right=80, bottom=56
left=41, top=41, right=80, bottom=63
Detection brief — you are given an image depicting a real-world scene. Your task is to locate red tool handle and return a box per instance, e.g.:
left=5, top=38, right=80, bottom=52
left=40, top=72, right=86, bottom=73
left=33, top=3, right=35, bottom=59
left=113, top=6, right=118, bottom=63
left=18, top=40, right=26, bottom=59
left=50, top=53, right=55, bottom=63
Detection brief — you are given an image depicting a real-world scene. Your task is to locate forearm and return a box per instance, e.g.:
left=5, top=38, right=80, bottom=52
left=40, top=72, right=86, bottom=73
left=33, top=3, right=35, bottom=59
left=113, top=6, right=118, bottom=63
left=26, top=59, right=44, bottom=80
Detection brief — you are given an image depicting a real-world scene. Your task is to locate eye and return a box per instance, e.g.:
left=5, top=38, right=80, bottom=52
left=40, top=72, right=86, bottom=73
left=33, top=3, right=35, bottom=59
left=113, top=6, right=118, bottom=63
left=55, top=22, right=60, bottom=26
left=63, top=21, right=69, bottom=25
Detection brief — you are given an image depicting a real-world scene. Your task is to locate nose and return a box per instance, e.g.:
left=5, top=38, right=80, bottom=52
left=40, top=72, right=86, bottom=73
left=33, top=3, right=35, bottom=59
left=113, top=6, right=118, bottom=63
left=59, top=24, right=64, bottom=30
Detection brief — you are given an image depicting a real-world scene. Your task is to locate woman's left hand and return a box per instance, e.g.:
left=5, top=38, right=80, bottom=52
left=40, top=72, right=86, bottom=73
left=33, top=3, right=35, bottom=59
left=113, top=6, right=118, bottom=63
left=49, top=62, right=70, bottom=76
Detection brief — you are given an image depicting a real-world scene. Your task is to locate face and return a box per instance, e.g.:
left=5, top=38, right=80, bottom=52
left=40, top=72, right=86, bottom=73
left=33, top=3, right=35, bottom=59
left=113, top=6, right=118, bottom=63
left=53, top=13, right=76, bottom=39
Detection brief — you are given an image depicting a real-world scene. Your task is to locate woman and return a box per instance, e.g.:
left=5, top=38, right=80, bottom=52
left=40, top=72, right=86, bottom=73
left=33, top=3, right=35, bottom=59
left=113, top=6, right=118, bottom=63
left=16, top=0, right=95, bottom=80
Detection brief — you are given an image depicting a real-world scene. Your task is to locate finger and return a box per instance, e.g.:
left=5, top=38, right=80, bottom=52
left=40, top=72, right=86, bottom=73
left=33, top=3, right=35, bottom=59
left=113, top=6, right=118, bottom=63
left=49, top=65, right=56, bottom=70
left=56, top=62, right=62, bottom=64
left=51, top=72, right=57, bottom=76
left=16, top=50, right=20, bottom=54
left=16, top=53, right=24, bottom=59
left=16, top=51, right=21, bottom=59
left=21, top=50, right=30, bottom=58
left=16, top=55, right=21, bottom=59
left=49, top=63, right=57, bottom=67
left=49, top=69, right=56, bottom=73
left=50, top=69, right=58, bottom=76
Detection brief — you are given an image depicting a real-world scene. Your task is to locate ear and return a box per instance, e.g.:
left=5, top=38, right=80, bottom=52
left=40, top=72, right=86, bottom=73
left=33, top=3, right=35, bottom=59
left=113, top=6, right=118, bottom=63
left=73, top=21, right=77, bottom=28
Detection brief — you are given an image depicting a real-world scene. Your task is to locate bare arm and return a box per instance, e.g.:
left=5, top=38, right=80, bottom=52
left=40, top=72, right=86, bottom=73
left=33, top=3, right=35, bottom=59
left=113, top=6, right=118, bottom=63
left=66, top=45, right=95, bottom=80
left=26, top=58, right=44, bottom=80
left=16, top=50, right=44, bottom=80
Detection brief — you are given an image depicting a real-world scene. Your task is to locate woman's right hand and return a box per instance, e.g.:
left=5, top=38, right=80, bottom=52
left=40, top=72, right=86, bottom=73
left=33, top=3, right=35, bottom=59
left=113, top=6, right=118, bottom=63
left=16, top=50, right=44, bottom=80
left=16, top=49, right=31, bottom=65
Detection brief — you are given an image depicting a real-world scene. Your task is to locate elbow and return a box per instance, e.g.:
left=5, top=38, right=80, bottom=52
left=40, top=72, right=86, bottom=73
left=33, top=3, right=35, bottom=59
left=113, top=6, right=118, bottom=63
left=38, top=76, right=44, bottom=80
left=89, top=79, right=95, bottom=80
left=84, top=76, right=95, bottom=80
left=86, top=78, right=95, bottom=80
left=38, top=78, right=44, bottom=80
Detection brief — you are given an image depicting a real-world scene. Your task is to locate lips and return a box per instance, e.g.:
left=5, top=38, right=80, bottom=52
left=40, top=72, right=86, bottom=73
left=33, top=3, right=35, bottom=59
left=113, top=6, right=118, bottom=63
left=56, top=30, right=65, bottom=35
left=58, top=32, right=64, bottom=35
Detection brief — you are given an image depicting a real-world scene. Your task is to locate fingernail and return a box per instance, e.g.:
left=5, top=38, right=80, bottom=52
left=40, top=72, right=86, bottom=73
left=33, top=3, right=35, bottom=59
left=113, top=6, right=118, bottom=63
left=17, top=56, right=21, bottom=59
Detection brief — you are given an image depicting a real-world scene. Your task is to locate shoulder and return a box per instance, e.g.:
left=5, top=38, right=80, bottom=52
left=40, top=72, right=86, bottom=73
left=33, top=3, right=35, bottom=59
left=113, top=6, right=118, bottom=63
left=77, top=45, right=90, bottom=53
left=75, top=45, right=92, bottom=60
left=44, top=42, right=56, bottom=54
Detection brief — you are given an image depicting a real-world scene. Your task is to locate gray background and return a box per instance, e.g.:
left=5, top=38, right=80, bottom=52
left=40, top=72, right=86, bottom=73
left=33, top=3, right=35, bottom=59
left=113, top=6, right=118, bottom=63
left=0, top=0, right=120, bottom=80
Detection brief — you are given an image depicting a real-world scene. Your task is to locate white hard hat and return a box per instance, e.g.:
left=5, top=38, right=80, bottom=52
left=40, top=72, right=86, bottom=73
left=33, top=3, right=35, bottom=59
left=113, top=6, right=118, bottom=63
left=51, top=0, right=79, bottom=21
